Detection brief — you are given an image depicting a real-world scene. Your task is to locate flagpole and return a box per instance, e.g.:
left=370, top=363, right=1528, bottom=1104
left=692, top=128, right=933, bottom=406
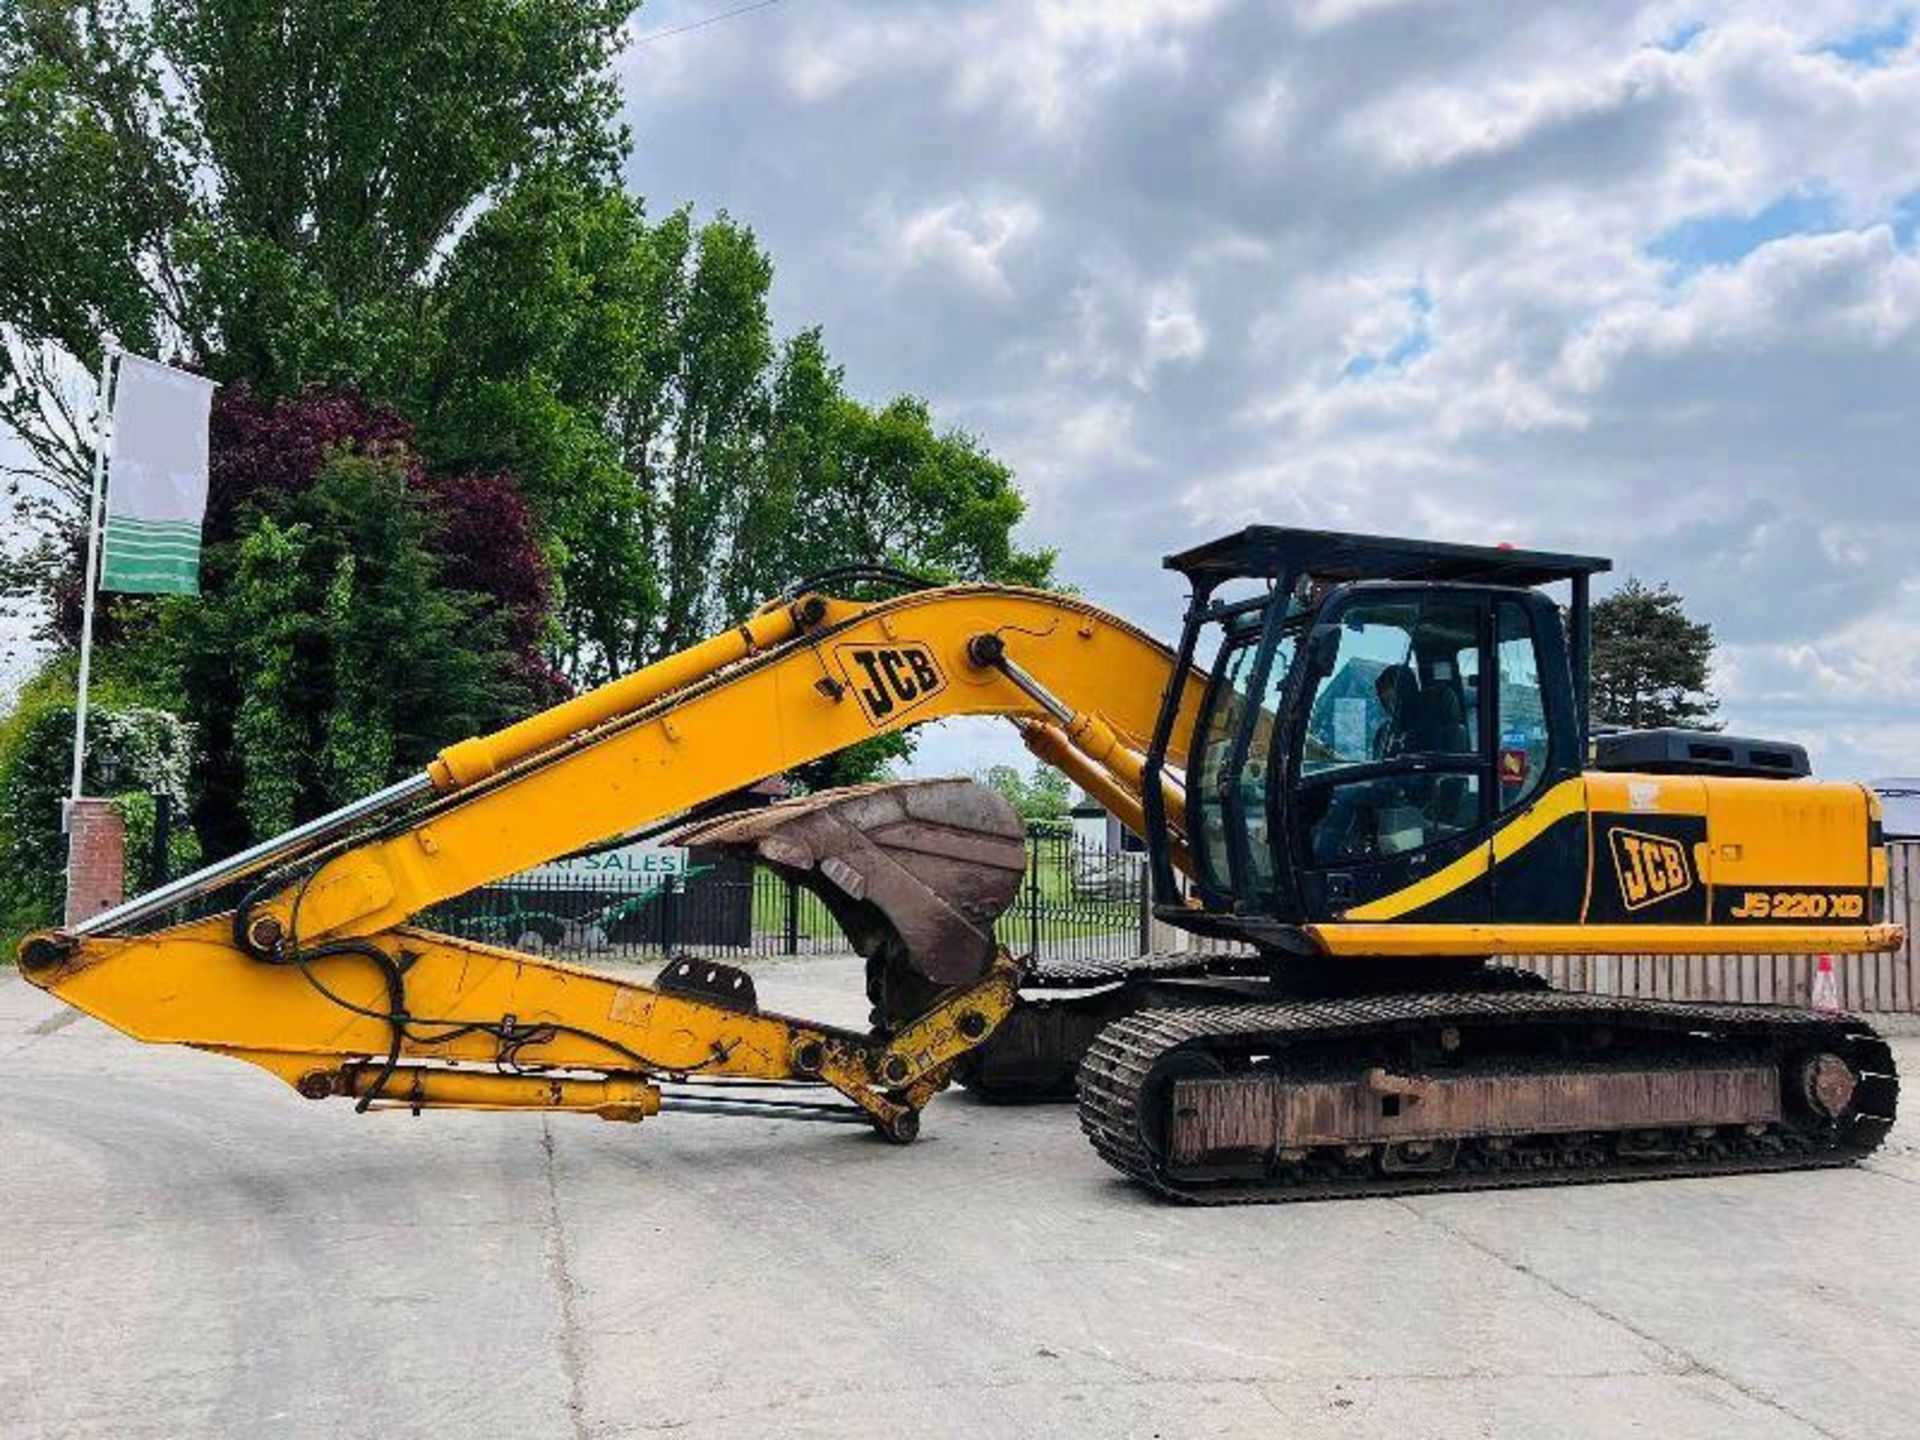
left=68, top=346, right=117, bottom=816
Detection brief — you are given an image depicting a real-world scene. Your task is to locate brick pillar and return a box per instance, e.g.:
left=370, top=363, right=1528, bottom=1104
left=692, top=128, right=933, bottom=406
left=64, top=797, right=126, bottom=928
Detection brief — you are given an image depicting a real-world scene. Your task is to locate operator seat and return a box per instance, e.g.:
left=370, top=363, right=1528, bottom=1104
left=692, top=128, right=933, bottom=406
left=1372, top=666, right=1422, bottom=758
left=1411, top=682, right=1478, bottom=829
left=1412, top=682, right=1471, bottom=755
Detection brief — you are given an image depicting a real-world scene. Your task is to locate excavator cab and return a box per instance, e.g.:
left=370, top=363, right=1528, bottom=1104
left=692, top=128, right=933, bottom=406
left=1141, top=528, right=1609, bottom=946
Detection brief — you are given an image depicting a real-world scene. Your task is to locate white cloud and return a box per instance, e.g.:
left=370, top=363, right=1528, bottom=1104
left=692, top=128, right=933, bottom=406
left=945, top=0, right=1232, bottom=133
left=1143, top=282, right=1208, bottom=369
left=1344, top=48, right=1677, bottom=175
left=876, top=197, right=1039, bottom=303
left=1289, top=0, right=1423, bottom=35
left=1222, top=74, right=1293, bottom=155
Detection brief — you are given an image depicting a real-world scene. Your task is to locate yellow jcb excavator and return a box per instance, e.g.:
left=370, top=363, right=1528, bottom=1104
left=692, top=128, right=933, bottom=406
left=18, top=527, right=1903, bottom=1202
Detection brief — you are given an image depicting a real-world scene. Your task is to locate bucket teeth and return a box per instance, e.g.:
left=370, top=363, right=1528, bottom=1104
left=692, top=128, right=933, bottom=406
left=669, top=779, right=1027, bottom=987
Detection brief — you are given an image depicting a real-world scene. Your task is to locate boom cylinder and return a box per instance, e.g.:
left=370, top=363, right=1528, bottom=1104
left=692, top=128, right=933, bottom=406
left=1019, top=721, right=1193, bottom=877
left=988, top=649, right=1180, bottom=813
left=429, top=596, right=826, bottom=790
left=968, top=631, right=1188, bottom=854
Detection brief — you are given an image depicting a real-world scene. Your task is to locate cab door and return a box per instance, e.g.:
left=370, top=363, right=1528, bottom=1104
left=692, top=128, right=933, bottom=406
left=1185, top=599, right=1304, bottom=919
left=1482, top=596, right=1590, bottom=924
left=1283, top=588, right=1494, bottom=922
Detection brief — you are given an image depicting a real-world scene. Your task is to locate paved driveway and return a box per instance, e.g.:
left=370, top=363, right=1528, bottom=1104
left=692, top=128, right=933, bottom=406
left=3, top=959, right=1916, bottom=1438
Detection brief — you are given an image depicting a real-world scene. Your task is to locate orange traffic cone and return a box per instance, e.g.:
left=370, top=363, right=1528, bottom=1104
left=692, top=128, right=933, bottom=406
left=1811, top=954, right=1842, bottom=1014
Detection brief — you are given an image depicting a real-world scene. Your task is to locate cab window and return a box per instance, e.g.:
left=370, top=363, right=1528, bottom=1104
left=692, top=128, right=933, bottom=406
left=1496, top=601, right=1551, bottom=810
left=1297, top=595, right=1486, bottom=867
left=1298, top=773, right=1485, bottom=866
left=1302, top=598, right=1481, bottom=775
left=1192, top=636, right=1258, bottom=888
left=1240, top=630, right=1298, bottom=896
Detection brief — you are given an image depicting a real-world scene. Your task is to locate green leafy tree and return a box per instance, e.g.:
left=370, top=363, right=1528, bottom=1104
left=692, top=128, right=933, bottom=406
left=1590, top=577, right=1722, bottom=731
left=982, top=762, right=1073, bottom=830
left=0, top=0, right=630, bottom=676
left=721, top=331, right=1053, bottom=612
left=420, top=175, right=666, bottom=678
left=430, top=192, right=1053, bottom=684
left=651, top=217, right=775, bottom=657
left=319, top=553, right=398, bottom=804
left=0, top=0, right=627, bottom=490
left=749, top=335, right=1054, bottom=791
left=426, top=188, right=781, bottom=681
left=173, top=453, right=514, bottom=852
left=219, top=517, right=306, bottom=838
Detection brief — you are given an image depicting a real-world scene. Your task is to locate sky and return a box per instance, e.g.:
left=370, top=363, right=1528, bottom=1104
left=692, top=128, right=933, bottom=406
left=615, top=0, right=1920, bottom=783
left=5, top=2, right=1914, bottom=787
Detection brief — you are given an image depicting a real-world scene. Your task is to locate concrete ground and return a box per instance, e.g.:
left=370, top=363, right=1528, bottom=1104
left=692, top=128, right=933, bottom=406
left=3, top=956, right=1917, bottom=1440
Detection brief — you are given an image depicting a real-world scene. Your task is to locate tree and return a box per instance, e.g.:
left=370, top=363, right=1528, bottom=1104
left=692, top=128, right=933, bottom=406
left=171, top=450, right=517, bottom=853
left=418, top=174, right=667, bottom=680
left=651, top=217, right=775, bottom=657
left=1589, top=577, right=1722, bottom=731
left=723, top=330, right=1054, bottom=619
left=212, top=384, right=558, bottom=697
left=0, top=0, right=627, bottom=491
left=983, top=762, right=1074, bottom=830
left=424, top=190, right=783, bottom=680
left=0, top=0, right=628, bottom=675
left=428, top=190, right=1054, bottom=684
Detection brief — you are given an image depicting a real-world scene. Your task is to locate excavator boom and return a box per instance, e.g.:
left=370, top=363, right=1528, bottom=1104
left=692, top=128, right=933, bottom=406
left=19, top=583, right=1203, bottom=1140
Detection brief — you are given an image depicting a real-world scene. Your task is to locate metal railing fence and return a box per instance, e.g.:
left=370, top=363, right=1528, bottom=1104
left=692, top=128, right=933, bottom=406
left=420, top=831, right=1157, bottom=964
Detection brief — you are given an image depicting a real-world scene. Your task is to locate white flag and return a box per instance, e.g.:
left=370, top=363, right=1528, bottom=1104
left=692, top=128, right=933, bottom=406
left=100, top=354, right=216, bottom=595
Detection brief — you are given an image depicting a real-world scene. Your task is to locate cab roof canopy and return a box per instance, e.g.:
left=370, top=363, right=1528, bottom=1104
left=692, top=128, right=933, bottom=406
left=1166, top=526, right=1612, bottom=591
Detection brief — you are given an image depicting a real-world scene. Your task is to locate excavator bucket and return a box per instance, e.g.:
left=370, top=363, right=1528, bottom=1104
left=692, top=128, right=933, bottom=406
left=670, top=779, right=1027, bottom=992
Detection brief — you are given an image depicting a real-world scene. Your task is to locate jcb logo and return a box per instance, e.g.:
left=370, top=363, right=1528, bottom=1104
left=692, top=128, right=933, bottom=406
left=833, top=643, right=947, bottom=727
left=1609, top=829, right=1694, bottom=912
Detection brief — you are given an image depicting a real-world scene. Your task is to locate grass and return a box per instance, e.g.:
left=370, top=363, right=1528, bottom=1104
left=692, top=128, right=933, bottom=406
left=748, top=880, right=844, bottom=941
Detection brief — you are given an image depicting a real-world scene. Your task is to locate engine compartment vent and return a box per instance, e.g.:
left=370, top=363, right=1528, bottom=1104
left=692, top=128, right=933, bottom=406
left=1591, top=728, right=1811, bottom=781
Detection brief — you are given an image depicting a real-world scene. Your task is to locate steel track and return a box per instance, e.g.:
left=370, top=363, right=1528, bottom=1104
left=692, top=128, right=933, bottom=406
left=960, top=954, right=1551, bottom=1101
left=1076, top=991, right=1898, bottom=1205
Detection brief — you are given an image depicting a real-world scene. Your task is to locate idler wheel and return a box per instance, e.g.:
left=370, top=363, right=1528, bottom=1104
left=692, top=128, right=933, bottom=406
left=1797, top=1054, right=1857, bottom=1119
